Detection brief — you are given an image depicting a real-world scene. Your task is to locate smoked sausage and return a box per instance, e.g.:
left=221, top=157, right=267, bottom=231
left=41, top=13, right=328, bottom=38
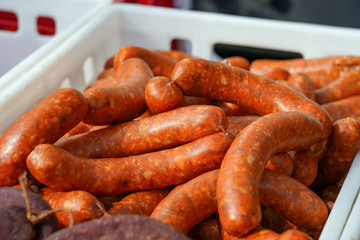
left=0, top=88, right=87, bottom=187
left=290, top=150, right=318, bottom=186
left=321, top=95, right=360, bottom=122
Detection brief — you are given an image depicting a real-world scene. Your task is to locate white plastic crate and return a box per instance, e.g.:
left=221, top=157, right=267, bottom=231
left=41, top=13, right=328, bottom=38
left=1, top=4, right=360, bottom=239
left=0, top=0, right=111, bottom=80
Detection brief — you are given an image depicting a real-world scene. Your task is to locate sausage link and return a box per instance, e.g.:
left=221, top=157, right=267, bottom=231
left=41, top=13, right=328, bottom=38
left=312, top=117, right=360, bottom=189
left=58, top=122, right=91, bottom=140
left=287, top=73, right=316, bottom=101
left=260, top=169, right=328, bottom=229
left=226, top=116, right=260, bottom=137
left=276, top=80, right=306, bottom=96
left=188, top=218, right=222, bottom=240
left=262, top=68, right=290, bottom=81
left=104, top=56, right=114, bottom=69
left=96, top=68, right=118, bottom=80
left=222, top=226, right=280, bottom=240
left=315, top=69, right=360, bottom=104
left=83, top=58, right=153, bottom=125
left=40, top=188, right=105, bottom=227
left=107, top=188, right=171, bottom=216
left=156, top=50, right=193, bottom=62
left=150, top=170, right=219, bottom=234
left=27, top=132, right=233, bottom=196
left=217, top=112, right=324, bottom=236
left=55, top=105, right=227, bottom=158
left=145, top=76, right=184, bottom=114
left=279, top=229, right=313, bottom=240
left=250, top=56, right=360, bottom=89
left=217, top=102, right=255, bottom=116
left=182, top=95, right=212, bottom=106
left=322, top=95, right=360, bottom=122
left=289, top=150, right=318, bottom=186
left=172, top=58, right=331, bottom=139
left=221, top=56, right=250, bottom=70
left=114, top=46, right=177, bottom=78
left=0, top=88, right=87, bottom=187
left=265, top=152, right=294, bottom=176
left=261, top=207, right=297, bottom=234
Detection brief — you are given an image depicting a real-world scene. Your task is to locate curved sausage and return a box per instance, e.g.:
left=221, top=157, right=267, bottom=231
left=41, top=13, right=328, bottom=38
left=265, top=152, right=294, bottom=176
left=315, top=69, right=360, bottom=104
left=261, top=207, right=296, bottom=234
left=322, top=95, right=360, bottom=122
left=0, top=88, right=87, bottom=187
left=262, top=67, right=290, bottom=81
left=250, top=56, right=360, bottom=89
left=172, top=58, right=331, bottom=140
left=217, top=112, right=324, bottom=236
left=312, top=117, right=360, bottom=189
left=276, top=80, right=305, bottom=96
left=182, top=95, right=212, bottom=106
left=39, top=188, right=105, bottom=227
left=83, top=58, right=154, bottom=125
left=279, top=229, right=313, bottom=240
left=217, top=102, right=255, bottom=116
left=57, top=122, right=90, bottom=141
left=114, top=46, right=177, bottom=78
left=289, top=150, right=317, bottom=186
left=55, top=105, right=227, bottom=158
left=287, top=73, right=316, bottom=101
left=156, top=50, right=193, bottom=61
left=221, top=226, right=280, bottom=240
left=107, top=188, right=171, bottom=216
left=145, top=76, right=184, bottom=114
left=27, top=132, right=233, bottom=196
left=221, top=56, right=250, bottom=70
left=150, top=170, right=219, bottom=234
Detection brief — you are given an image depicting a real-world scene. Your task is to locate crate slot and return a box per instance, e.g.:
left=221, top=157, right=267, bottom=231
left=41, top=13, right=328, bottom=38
left=171, top=38, right=192, bottom=53
left=0, top=10, right=18, bottom=32
left=37, top=16, right=56, bottom=36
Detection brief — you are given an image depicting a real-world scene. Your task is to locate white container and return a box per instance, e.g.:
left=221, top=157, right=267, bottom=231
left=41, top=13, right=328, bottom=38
left=0, top=0, right=111, bottom=79
left=1, top=4, right=360, bottom=239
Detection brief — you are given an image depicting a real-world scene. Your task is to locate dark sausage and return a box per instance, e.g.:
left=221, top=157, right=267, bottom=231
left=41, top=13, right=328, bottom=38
left=265, top=152, right=294, bottom=176
left=290, top=150, right=318, bottom=186
left=27, top=132, right=233, bottom=196
left=0, top=88, right=87, bottom=186
left=188, top=218, right=222, bottom=240
left=156, top=50, right=193, bottom=61
left=217, top=112, right=324, bottom=236
left=55, top=105, right=228, bottom=158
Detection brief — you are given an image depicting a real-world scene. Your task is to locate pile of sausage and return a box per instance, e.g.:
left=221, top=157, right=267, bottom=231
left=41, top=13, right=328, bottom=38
left=0, top=45, right=360, bottom=240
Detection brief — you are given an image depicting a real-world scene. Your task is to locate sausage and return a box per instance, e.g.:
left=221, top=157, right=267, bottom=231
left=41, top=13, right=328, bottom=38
left=289, top=150, right=318, bottom=186
left=96, top=68, right=118, bottom=80
left=39, top=188, right=106, bottom=227
left=97, top=195, right=124, bottom=211
left=172, top=58, right=332, bottom=140
left=114, top=46, right=177, bottom=78
left=261, top=207, right=296, bottom=234
left=57, top=122, right=91, bottom=141
left=315, top=69, right=360, bottom=104
left=83, top=58, right=154, bottom=125
left=43, top=214, right=191, bottom=240
left=216, top=112, right=324, bottom=236
left=259, top=169, right=328, bottom=230
left=134, top=108, right=153, bottom=120
left=221, top=226, right=280, bottom=240
left=150, top=170, right=219, bottom=234
left=55, top=105, right=227, bottom=158
left=182, top=95, right=212, bottom=106
left=265, top=152, right=294, bottom=176
left=322, top=95, right=360, bottom=122
left=0, top=187, right=58, bottom=239
left=311, top=117, right=360, bottom=189
left=104, top=56, right=114, bottom=69
left=145, top=76, right=184, bottom=114
left=221, top=56, right=250, bottom=70
left=227, top=116, right=260, bottom=127
left=250, top=56, right=360, bottom=89
left=188, top=218, right=222, bottom=240
left=108, top=188, right=171, bottom=216
left=0, top=88, right=88, bottom=187
left=217, top=102, right=255, bottom=116
left=156, top=50, right=193, bottom=61
left=276, top=80, right=306, bottom=96
left=279, top=229, right=313, bottom=240
left=86, top=77, right=120, bottom=89
left=287, top=73, right=316, bottom=101
left=262, top=67, right=290, bottom=81
left=27, top=132, right=233, bottom=196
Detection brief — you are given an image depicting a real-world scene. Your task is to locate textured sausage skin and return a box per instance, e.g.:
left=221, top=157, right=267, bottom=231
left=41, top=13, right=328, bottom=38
left=315, top=69, right=360, bottom=104
left=217, top=112, right=324, bottom=237
left=145, top=76, right=184, bottom=114
left=217, top=102, right=255, bottom=116
left=276, top=81, right=305, bottom=96
left=279, top=230, right=313, bottom=240
left=322, top=95, right=360, bottom=122
left=262, top=67, right=290, bottom=81
left=55, top=105, right=227, bottom=158
left=83, top=58, right=153, bottom=125
left=58, top=122, right=91, bottom=141
left=259, top=169, right=328, bottom=229
left=151, top=170, right=219, bottom=234
left=40, top=188, right=106, bottom=227
left=261, top=207, right=297, bottom=234
left=114, top=46, right=177, bottom=78
left=290, top=150, right=317, bottom=186
left=287, top=73, right=316, bottom=101
left=107, top=188, right=171, bottom=216
left=265, top=152, right=294, bottom=176
left=156, top=50, right=193, bottom=62
left=312, top=117, right=360, bottom=189
left=172, top=58, right=331, bottom=140
left=221, top=226, right=280, bottom=240
left=188, top=219, right=222, bottom=240
left=0, top=88, right=87, bottom=187
left=27, top=132, right=233, bottom=196
left=250, top=56, right=360, bottom=89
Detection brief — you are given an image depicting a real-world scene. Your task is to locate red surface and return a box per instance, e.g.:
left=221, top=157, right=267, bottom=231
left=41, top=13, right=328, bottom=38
left=37, top=16, right=56, bottom=36
left=0, top=10, right=18, bottom=32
